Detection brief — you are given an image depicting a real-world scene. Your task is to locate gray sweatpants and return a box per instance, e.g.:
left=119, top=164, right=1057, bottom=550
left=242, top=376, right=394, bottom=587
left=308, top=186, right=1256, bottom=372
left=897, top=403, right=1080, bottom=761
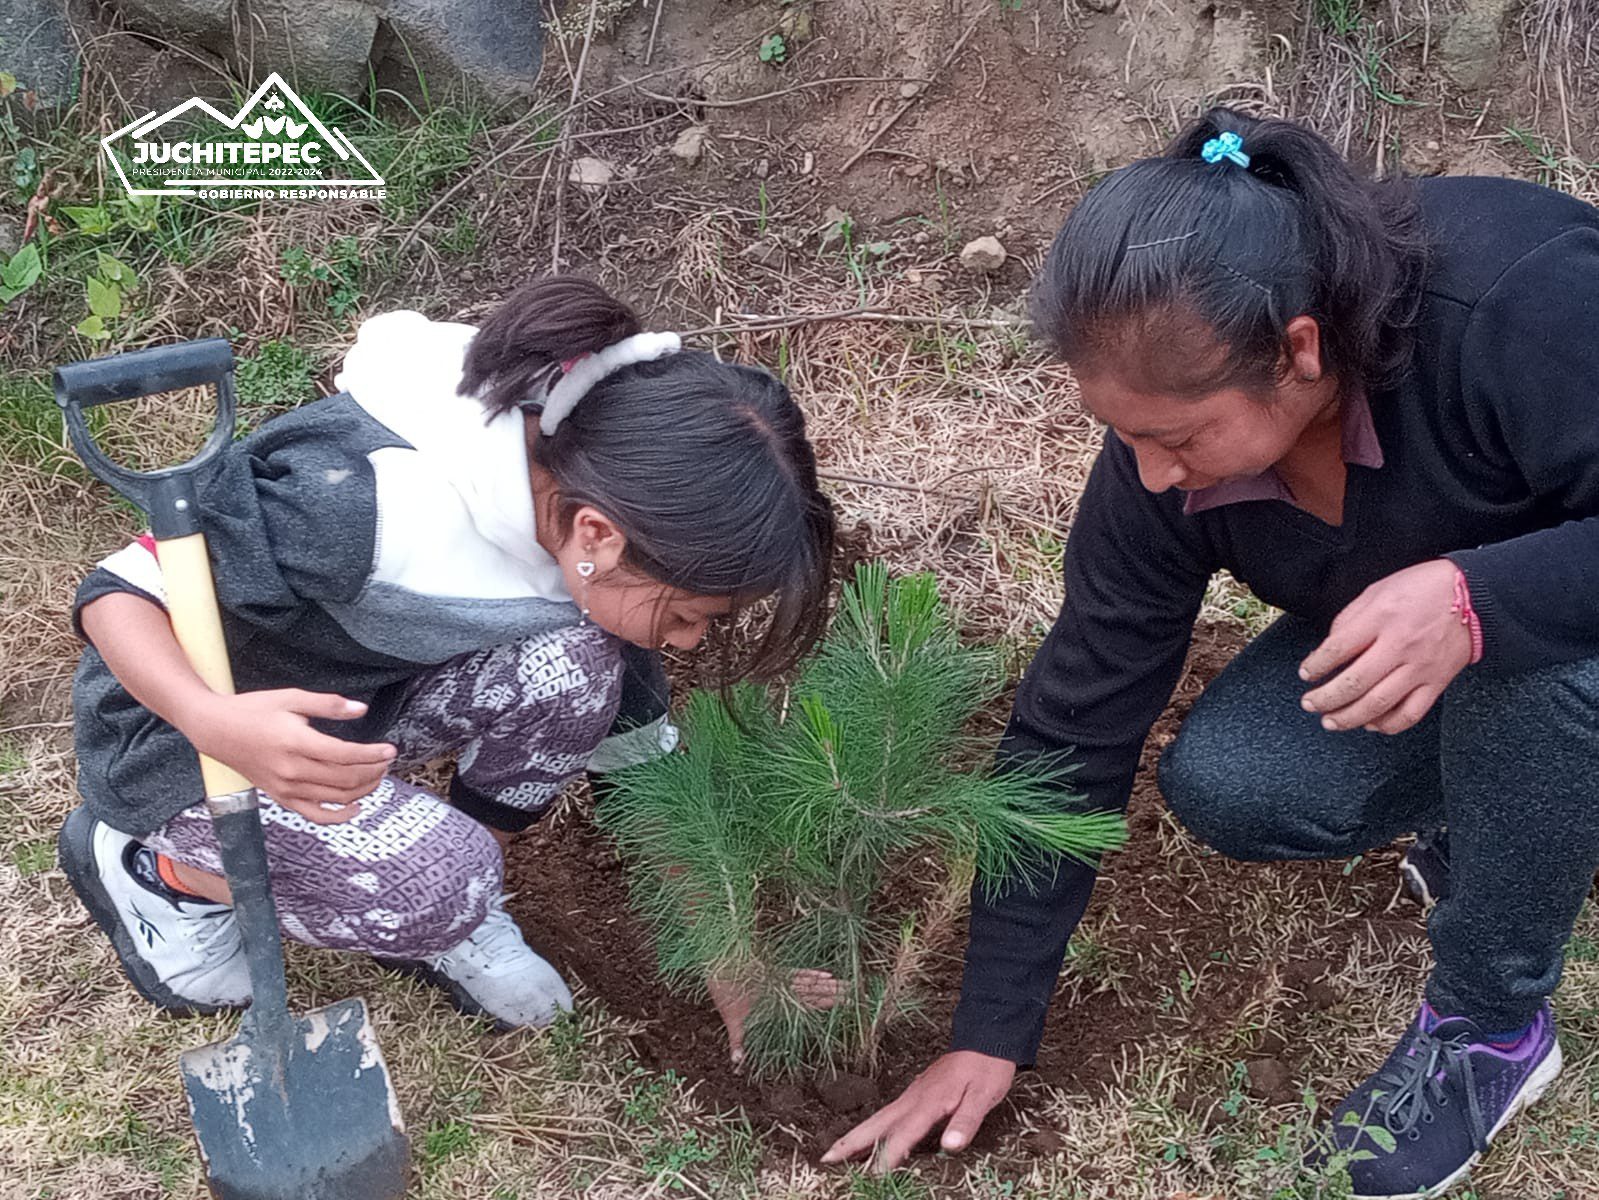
left=144, top=624, right=668, bottom=958
left=1158, top=615, right=1599, bottom=1033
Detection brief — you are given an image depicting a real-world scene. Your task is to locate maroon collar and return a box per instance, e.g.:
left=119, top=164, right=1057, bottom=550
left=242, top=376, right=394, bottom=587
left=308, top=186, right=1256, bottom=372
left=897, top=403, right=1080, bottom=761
left=1183, top=394, right=1384, bottom=516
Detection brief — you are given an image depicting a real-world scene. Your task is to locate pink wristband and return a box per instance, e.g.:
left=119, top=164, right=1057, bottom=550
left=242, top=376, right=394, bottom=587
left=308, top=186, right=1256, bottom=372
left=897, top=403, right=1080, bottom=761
left=1449, top=567, right=1484, bottom=664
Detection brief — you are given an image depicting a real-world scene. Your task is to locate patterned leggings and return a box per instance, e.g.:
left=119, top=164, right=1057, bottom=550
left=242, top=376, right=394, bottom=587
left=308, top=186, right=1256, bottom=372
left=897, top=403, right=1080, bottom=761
left=144, top=624, right=663, bottom=958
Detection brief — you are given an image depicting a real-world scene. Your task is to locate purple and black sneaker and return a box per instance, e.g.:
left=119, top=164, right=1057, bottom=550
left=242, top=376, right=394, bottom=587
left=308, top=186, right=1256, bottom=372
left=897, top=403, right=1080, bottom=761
left=1325, top=1000, right=1561, bottom=1198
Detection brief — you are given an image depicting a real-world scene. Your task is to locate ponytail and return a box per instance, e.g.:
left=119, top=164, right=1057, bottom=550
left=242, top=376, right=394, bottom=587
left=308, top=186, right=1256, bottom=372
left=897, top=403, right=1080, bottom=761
left=1032, top=107, right=1429, bottom=399
left=461, top=276, right=642, bottom=418
left=461, top=275, right=837, bottom=682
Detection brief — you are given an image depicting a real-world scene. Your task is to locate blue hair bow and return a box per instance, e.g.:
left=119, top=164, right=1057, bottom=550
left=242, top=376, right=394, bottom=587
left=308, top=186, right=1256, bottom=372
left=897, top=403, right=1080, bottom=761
left=1201, top=131, right=1250, bottom=168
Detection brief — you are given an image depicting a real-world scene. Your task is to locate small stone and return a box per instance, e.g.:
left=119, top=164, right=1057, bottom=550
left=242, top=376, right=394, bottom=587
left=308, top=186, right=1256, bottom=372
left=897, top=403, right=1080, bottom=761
left=1244, top=1058, right=1294, bottom=1103
left=1425, top=139, right=1441, bottom=152
left=670, top=126, right=708, bottom=164
left=1437, top=0, right=1518, bottom=91
left=568, top=157, right=615, bottom=189
left=800, top=151, right=815, bottom=175
left=754, top=157, right=771, bottom=179
left=899, top=81, right=924, bottom=100
left=0, top=214, right=21, bottom=259
left=959, top=235, right=1007, bottom=273
left=816, top=1071, right=879, bottom=1114
left=911, top=229, right=930, bottom=245
left=1082, top=0, right=1121, bottom=11
left=1112, top=88, right=1127, bottom=100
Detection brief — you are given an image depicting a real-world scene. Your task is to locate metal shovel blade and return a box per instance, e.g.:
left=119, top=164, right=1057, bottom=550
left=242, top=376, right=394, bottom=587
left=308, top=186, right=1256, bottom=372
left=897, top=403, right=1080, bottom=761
left=181, top=997, right=409, bottom=1200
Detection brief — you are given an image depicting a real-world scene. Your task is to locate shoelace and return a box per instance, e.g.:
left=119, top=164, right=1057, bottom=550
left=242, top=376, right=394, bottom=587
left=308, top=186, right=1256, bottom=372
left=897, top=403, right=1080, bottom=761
left=182, top=903, right=242, bottom=960
left=1377, top=1023, right=1490, bottom=1153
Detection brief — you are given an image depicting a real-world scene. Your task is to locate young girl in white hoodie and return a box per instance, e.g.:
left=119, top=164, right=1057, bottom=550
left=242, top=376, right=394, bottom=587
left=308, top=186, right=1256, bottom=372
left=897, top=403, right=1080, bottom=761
left=60, top=276, right=836, bottom=1031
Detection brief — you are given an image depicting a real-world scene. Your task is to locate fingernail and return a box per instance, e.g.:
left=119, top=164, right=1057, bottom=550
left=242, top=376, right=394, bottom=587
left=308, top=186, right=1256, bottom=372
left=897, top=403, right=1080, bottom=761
left=943, top=1133, right=966, bottom=1151
left=382, top=746, right=397, bottom=759
left=1301, top=697, right=1316, bottom=711
left=820, top=1151, right=838, bottom=1164
left=346, top=700, right=366, bottom=713
left=1298, top=667, right=1310, bottom=680
left=1322, top=717, right=1338, bottom=731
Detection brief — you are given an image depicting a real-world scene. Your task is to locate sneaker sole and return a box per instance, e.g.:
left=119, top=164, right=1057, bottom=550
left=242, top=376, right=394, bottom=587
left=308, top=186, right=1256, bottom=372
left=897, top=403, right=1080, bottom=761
left=372, top=957, right=521, bottom=1034
left=1351, top=1039, right=1564, bottom=1200
left=57, top=807, right=238, bottom=1018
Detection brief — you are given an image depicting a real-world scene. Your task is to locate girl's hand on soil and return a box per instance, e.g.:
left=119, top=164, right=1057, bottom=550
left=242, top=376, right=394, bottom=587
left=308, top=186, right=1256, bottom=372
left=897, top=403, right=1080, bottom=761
left=1298, top=559, right=1474, bottom=735
left=709, top=970, right=842, bottom=1066
left=822, top=1050, right=1016, bottom=1174
left=185, top=689, right=396, bottom=824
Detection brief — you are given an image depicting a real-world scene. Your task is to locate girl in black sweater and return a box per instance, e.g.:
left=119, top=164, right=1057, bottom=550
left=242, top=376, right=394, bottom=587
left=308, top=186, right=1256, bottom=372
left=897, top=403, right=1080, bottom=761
left=828, top=109, right=1599, bottom=1198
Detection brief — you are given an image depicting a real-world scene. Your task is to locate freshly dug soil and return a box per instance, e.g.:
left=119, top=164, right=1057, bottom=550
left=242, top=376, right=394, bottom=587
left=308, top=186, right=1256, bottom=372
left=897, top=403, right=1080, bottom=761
left=503, top=620, right=1425, bottom=1163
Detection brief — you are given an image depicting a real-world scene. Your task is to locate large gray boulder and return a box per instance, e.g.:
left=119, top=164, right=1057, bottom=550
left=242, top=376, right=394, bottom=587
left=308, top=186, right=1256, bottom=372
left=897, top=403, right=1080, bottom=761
left=0, top=0, right=75, bottom=103
left=1437, top=0, right=1519, bottom=93
left=235, top=0, right=380, bottom=95
left=113, top=0, right=232, bottom=48
left=376, top=0, right=543, bottom=101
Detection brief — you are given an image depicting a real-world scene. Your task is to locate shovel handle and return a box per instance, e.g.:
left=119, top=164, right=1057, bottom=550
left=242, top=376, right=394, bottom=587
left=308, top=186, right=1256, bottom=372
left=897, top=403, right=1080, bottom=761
left=152, top=483, right=292, bottom=1031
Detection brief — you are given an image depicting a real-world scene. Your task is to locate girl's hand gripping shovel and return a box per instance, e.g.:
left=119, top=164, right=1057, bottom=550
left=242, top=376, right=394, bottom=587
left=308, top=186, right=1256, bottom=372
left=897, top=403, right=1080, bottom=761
left=55, top=340, right=411, bottom=1200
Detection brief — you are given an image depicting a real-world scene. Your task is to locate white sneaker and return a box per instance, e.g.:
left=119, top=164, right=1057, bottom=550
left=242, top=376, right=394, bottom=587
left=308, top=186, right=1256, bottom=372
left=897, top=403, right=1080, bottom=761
left=384, top=897, right=573, bottom=1030
left=58, top=807, right=251, bottom=1013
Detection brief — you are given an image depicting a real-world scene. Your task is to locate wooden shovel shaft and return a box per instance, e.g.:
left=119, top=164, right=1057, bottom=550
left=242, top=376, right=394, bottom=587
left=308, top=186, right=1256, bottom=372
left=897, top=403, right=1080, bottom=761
left=153, top=532, right=251, bottom=796
left=153, top=527, right=291, bottom=1029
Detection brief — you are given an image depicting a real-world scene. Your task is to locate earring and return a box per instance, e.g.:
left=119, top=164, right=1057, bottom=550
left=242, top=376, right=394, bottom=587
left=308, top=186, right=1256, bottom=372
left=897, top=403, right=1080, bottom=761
left=576, top=559, right=595, bottom=623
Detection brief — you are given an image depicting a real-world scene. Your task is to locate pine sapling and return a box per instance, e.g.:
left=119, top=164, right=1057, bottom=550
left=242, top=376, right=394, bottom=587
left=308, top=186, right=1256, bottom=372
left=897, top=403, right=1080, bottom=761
left=597, top=562, right=1125, bottom=1078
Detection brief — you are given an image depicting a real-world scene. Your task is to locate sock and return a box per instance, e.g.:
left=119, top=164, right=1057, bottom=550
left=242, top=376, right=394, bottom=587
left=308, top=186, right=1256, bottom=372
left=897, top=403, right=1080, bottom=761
left=1482, top=1022, right=1535, bottom=1049
left=1420, top=1001, right=1534, bottom=1048
left=129, top=845, right=208, bottom=902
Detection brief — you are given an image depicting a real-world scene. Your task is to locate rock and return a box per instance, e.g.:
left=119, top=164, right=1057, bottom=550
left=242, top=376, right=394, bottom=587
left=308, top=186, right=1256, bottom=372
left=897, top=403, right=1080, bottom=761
left=1437, top=0, right=1518, bottom=92
left=670, top=125, right=708, bottom=164
left=815, top=1071, right=879, bottom=1114
left=0, top=0, right=74, bottom=103
left=1081, top=0, right=1121, bottom=11
left=1244, top=1057, right=1295, bottom=1103
left=898, top=81, right=924, bottom=100
left=569, top=157, right=615, bottom=190
left=0, top=213, right=20, bottom=258
left=112, top=0, right=232, bottom=47
left=959, top=235, right=1007, bottom=273
left=377, top=0, right=544, bottom=103
left=234, top=0, right=380, bottom=95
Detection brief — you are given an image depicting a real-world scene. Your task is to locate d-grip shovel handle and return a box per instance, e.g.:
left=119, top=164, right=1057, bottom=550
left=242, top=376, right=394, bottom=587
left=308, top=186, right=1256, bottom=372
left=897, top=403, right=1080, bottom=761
left=54, top=341, right=291, bottom=1033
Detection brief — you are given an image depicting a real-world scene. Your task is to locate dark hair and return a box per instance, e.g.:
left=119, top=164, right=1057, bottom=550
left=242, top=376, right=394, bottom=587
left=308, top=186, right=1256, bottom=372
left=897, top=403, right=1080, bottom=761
left=461, top=275, right=836, bottom=680
left=1031, top=107, right=1429, bottom=399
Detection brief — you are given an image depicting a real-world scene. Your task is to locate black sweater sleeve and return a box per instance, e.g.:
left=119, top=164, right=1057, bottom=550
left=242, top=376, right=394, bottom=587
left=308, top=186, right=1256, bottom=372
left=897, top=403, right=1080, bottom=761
left=1446, top=228, right=1599, bottom=672
left=950, top=433, right=1215, bottom=1064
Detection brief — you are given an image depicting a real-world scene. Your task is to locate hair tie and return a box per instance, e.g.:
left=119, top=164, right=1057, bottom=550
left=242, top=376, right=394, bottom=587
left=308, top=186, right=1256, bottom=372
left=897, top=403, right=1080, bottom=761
left=533, top=332, right=682, bottom=436
left=1201, top=131, right=1250, bottom=168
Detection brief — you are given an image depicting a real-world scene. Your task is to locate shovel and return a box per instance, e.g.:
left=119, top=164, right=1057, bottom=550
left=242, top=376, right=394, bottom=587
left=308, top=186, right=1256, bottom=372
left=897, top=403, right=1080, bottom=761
left=56, top=340, right=411, bottom=1200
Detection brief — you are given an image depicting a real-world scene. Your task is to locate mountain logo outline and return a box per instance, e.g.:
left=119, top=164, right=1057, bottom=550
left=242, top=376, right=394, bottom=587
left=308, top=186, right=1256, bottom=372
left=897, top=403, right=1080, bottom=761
left=101, top=72, right=385, bottom=197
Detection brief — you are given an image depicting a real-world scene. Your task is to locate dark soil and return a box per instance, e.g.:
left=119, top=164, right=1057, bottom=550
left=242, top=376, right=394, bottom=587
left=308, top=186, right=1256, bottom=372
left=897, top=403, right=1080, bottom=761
left=503, top=618, right=1430, bottom=1166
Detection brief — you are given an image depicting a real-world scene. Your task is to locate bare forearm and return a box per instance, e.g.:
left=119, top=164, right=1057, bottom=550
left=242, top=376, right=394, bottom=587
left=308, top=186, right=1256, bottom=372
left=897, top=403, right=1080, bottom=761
left=79, top=592, right=214, bottom=737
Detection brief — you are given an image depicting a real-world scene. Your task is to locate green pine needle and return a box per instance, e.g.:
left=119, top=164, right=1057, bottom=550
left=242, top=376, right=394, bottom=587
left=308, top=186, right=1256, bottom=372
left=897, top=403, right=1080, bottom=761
left=595, top=562, right=1125, bottom=1076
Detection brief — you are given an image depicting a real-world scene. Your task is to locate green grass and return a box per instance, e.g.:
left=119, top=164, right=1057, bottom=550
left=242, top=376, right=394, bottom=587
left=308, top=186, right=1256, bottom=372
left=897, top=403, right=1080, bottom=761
left=11, top=839, right=55, bottom=876
left=236, top=339, right=317, bottom=429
